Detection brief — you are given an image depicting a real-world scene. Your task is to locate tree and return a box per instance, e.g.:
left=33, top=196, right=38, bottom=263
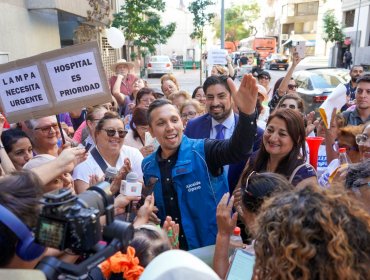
left=322, top=10, right=345, bottom=54
left=213, top=3, right=260, bottom=50
left=188, top=0, right=215, bottom=83
left=112, top=0, right=176, bottom=61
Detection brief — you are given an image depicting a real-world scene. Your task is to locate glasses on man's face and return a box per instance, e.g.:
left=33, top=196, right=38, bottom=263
left=181, top=111, right=197, bottom=119
left=34, top=123, right=59, bottom=134
left=356, top=134, right=370, bottom=146
left=102, top=128, right=127, bottom=138
left=288, top=84, right=297, bottom=90
left=280, top=104, right=297, bottom=110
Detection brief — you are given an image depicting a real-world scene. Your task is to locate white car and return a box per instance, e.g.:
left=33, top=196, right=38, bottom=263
left=147, top=55, right=173, bottom=78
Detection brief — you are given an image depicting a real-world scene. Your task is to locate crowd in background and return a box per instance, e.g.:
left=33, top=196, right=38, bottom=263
left=0, top=53, right=369, bottom=280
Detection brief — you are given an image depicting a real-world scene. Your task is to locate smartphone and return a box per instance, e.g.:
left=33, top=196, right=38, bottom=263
left=295, top=41, right=306, bottom=59
left=226, top=249, right=255, bottom=280
left=85, top=143, right=92, bottom=152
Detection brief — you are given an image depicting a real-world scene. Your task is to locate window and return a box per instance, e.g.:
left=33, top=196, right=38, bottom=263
left=296, top=1, right=319, bottom=16
left=344, top=10, right=355, bottom=27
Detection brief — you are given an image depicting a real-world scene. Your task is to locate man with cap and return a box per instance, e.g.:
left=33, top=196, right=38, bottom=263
left=109, top=59, right=137, bottom=107
left=257, top=71, right=272, bottom=98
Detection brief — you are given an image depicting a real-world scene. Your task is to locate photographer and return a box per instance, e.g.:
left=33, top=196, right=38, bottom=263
left=0, top=171, right=45, bottom=269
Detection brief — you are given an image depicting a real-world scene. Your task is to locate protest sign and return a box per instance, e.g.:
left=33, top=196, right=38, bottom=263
left=0, top=41, right=111, bottom=123
left=207, top=49, right=227, bottom=66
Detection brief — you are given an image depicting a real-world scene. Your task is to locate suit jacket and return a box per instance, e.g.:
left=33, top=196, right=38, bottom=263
left=184, top=113, right=264, bottom=192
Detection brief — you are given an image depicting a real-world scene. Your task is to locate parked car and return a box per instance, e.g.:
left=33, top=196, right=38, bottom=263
left=147, top=55, right=173, bottom=78
left=292, top=68, right=350, bottom=114
left=264, top=53, right=289, bottom=70
left=294, top=56, right=329, bottom=71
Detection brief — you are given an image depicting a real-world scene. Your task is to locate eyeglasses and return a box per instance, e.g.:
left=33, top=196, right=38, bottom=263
left=288, top=84, right=297, bottom=90
left=356, top=134, right=370, bottom=145
left=244, top=171, right=258, bottom=196
left=34, top=123, right=59, bottom=134
left=102, top=128, right=128, bottom=138
left=181, top=111, right=197, bottom=119
left=279, top=104, right=297, bottom=110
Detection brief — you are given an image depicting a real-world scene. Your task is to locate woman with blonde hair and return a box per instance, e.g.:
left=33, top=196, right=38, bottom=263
left=179, top=99, right=204, bottom=127
left=168, top=90, right=191, bottom=109
left=160, top=74, right=179, bottom=98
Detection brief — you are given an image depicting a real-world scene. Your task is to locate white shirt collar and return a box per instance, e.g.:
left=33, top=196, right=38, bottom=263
left=211, top=111, right=235, bottom=129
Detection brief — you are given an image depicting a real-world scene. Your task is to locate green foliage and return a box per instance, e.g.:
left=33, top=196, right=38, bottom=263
left=188, top=0, right=215, bottom=41
left=322, top=10, right=345, bottom=43
left=213, top=3, right=260, bottom=45
left=112, top=0, right=176, bottom=55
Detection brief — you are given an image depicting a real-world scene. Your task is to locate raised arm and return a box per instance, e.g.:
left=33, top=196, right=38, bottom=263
left=277, top=51, right=301, bottom=95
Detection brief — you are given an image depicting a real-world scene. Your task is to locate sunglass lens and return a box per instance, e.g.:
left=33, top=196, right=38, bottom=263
left=118, top=130, right=127, bottom=138
left=106, top=129, right=116, bottom=137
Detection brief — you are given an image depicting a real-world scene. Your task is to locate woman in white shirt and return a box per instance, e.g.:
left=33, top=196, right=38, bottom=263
left=73, top=111, right=143, bottom=194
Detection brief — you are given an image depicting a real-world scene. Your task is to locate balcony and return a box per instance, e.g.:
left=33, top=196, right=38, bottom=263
left=27, top=0, right=90, bottom=17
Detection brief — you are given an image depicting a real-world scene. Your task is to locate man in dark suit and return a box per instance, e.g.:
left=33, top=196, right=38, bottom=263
left=185, top=75, right=263, bottom=192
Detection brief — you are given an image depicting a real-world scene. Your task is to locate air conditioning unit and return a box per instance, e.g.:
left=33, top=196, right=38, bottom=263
left=281, top=34, right=289, bottom=40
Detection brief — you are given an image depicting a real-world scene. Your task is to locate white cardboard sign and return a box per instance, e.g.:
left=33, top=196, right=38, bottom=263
left=207, top=49, right=228, bottom=65
left=0, top=65, right=50, bottom=113
left=45, top=52, right=102, bottom=102
left=0, top=41, right=111, bottom=123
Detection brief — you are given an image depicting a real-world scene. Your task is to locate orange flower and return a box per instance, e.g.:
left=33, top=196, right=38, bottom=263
left=99, top=246, right=144, bottom=280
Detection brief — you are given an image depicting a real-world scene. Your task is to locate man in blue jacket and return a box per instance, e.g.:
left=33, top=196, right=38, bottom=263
left=185, top=75, right=263, bottom=193
left=142, top=74, right=258, bottom=250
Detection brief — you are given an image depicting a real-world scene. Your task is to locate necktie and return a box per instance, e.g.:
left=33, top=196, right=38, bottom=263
left=215, top=124, right=225, bottom=140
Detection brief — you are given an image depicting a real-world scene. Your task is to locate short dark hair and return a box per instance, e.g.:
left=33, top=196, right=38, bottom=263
left=0, top=171, right=43, bottom=267
left=203, top=75, right=231, bottom=95
left=147, top=99, right=174, bottom=126
left=356, top=74, right=370, bottom=84
left=1, top=129, right=31, bottom=154
left=350, top=65, right=364, bottom=73
left=257, top=71, right=271, bottom=80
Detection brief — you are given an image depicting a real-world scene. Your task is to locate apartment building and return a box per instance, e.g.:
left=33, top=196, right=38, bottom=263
left=0, top=0, right=120, bottom=77
left=342, top=0, right=370, bottom=67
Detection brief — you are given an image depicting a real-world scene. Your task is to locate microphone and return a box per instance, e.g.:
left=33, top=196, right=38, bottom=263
left=104, top=167, right=118, bottom=184
left=120, top=172, right=142, bottom=222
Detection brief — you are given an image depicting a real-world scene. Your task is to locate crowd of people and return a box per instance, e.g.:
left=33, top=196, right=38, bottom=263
left=0, top=53, right=370, bottom=280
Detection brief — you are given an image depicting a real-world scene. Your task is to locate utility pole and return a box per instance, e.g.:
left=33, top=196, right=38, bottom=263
left=221, top=0, right=225, bottom=49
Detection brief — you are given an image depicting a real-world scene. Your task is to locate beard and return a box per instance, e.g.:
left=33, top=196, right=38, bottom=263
left=209, top=105, right=232, bottom=121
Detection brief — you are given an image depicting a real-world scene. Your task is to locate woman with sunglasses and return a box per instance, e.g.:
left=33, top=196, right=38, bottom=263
left=268, top=51, right=301, bottom=111
left=73, top=111, right=144, bottom=194
left=214, top=172, right=293, bottom=279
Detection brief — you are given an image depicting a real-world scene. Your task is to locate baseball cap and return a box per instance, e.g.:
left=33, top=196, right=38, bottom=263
left=257, top=71, right=271, bottom=80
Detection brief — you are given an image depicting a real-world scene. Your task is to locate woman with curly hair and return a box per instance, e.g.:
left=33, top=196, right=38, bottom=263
left=254, top=185, right=370, bottom=280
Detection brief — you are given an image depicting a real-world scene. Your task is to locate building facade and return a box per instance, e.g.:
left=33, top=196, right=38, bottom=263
left=0, top=0, right=121, bottom=78
left=342, top=0, right=370, bottom=67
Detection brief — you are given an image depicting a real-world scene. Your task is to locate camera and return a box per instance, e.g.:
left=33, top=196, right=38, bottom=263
left=35, top=182, right=134, bottom=280
left=35, top=181, right=130, bottom=253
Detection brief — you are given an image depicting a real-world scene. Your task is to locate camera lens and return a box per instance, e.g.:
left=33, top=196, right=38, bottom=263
left=77, top=181, right=113, bottom=214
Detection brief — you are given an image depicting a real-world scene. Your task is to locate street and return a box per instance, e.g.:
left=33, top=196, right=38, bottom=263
left=145, top=68, right=288, bottom=95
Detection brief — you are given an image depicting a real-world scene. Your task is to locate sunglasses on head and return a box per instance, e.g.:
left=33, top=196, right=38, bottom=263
left=288, top=84, right=297, bottom=90
left=102, top=128, right=127, bottom=138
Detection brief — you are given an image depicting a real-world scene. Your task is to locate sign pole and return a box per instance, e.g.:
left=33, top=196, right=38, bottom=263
left=55, top=114, right=66, bottom=145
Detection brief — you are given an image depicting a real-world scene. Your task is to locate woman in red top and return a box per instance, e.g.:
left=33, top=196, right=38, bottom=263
left=109, top=59, right=137, bottom=107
